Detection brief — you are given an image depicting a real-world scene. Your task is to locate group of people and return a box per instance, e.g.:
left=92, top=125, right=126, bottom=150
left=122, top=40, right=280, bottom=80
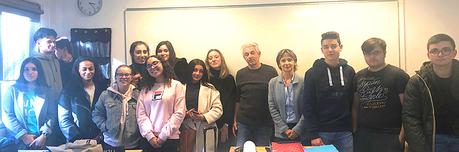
left=0, top=27, right=458, bottom=152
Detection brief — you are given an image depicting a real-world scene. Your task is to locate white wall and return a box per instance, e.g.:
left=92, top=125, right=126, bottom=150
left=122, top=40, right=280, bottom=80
left=30, top=0, right=459, bottom=76
left=404, top=0, right=459, bottom=75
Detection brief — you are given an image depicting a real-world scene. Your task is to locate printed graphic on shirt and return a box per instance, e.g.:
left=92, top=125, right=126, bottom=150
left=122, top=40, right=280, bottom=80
left=153, top=90, right=163, bottom=101
left=357, top=78, right=388, bottom=109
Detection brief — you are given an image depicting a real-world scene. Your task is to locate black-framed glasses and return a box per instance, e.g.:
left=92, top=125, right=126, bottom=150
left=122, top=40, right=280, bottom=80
left=322, top=44, right=338, bottom=50
left=429, top=47, right=453, bottom=56
left=116, top=73, right=132, bottom=77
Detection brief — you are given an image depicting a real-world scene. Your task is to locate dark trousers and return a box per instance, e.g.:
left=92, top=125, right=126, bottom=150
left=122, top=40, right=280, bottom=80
left=354, top=130, right=403, bottom=152
left=142, top=139, right=179, bottom=152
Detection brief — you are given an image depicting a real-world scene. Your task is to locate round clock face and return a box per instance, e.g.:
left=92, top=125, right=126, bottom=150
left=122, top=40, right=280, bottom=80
left=78, top=0, right=102, bottom=16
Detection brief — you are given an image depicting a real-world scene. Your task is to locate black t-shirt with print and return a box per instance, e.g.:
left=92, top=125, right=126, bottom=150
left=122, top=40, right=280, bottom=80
left=354, top=65, right=409, bottom=133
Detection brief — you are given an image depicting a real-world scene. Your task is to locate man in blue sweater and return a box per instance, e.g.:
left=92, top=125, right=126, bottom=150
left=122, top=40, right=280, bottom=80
left=302, top=31, right=355, bottom=152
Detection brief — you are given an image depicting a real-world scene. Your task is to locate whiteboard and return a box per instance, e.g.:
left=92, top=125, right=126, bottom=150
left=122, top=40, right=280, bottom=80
left=124, top=1, right=400, bottom=75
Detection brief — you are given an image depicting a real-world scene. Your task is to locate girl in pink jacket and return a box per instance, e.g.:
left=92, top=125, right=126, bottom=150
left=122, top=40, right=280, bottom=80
left=137, top=55, right=186, bottom=151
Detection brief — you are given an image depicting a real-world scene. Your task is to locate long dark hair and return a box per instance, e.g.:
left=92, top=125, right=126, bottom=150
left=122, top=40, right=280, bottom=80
left=139, top=55, right=176, bottom=91
left=67, top=57, right=107, bottom=91
left=155, top=41, right=177, bottom=67
left=129, top=41, right=150, bottom=64
left=188, top=59, right=213, bottom=89
left=14, top=57, right=47, bottom=94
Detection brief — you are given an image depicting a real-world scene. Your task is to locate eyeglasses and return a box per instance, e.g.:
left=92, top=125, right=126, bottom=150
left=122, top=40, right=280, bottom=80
left=146, top=61, right=160, bottom=68
left=429, top=47, right=453, bottom=56
left=116, top=73, right=132, bottom=77
left=322, top=44, right=339, bottom=50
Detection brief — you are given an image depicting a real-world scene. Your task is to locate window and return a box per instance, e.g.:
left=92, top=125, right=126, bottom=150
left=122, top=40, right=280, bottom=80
left=0, top=0, right=40, bottom=111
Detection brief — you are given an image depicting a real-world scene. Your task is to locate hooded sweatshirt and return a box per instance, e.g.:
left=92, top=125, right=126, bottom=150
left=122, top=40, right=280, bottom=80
left=303, top=58, right=355, bottom=138
left=34, top=53, right=62, bottom=99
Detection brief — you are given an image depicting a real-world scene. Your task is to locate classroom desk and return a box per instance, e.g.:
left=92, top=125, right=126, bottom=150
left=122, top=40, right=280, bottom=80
left=229, top=146, right=312, bottom=152
left=229, top=146, right=270, bottom=152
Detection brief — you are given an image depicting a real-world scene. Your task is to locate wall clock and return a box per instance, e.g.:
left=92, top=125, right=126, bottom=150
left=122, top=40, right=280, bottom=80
left=78, top=0, right=102, bottom=16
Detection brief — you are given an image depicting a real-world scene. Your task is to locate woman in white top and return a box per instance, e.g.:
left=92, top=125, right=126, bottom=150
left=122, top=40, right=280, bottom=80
left=180, top=59, right=223, bottom=152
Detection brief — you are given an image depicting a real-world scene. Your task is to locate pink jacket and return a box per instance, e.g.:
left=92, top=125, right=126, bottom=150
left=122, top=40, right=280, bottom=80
left=136, top=79, right=186, bottom=142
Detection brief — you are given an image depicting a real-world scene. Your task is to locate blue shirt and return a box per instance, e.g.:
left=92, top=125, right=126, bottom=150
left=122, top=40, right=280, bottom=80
left=285, top=83, right=296, bottom=123
left=24, top=90, right=39, bottom=135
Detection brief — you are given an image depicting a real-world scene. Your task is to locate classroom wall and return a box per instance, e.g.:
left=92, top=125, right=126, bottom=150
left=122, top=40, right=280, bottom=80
left=29, top=0, right=459, bottom=77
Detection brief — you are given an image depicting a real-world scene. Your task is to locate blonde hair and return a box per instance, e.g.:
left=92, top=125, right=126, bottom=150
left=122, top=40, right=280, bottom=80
left=206, top=49, right=229, bottom=79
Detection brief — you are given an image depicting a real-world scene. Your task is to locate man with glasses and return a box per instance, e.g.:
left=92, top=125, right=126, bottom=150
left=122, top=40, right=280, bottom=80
left=403, top=34, right=459, bottom=152
left=303, top=31, right=355, bottom=152
left=352, top=38, right=409, bottom=152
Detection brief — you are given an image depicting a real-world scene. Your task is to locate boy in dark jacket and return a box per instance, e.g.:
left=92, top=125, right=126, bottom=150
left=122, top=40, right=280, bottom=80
left=303, top=31, right=355, bottom=152
left=402, top=34, right=459, bottom=152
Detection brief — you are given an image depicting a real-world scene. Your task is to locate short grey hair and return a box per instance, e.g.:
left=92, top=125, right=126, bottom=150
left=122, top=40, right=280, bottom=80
left=241, top=42, right=261, bottom=54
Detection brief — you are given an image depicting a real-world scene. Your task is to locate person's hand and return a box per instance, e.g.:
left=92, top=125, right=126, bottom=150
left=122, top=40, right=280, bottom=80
left=21, top=134, right=35, bottom=145
left=185, top=109, right=195, bottom=118
left=399, top=133, right=406, bottom=147
left=283, top=129, right=294, bottom=137
left=30, top=134, right=47, bottom=149
left=232, top=122, right=238, bottom=137
left=220, top=124, right=229, bottom=143
left=149, top=137, right=161, bottom=148
left=288, top=130, right=298, bottom=140
left=311, top=138, right=324, bottom=146
left=190, top=110, right=205, bottom=121
left=131, top=73, right=142, bottom=85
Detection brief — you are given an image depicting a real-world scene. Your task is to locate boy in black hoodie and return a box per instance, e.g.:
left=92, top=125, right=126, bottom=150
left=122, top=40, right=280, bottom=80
left=302, top=31, right=355, bottom=152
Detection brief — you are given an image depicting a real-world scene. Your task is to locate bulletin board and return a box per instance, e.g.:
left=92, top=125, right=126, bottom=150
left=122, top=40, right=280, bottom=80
left=124, top=0, right=401, bottom=75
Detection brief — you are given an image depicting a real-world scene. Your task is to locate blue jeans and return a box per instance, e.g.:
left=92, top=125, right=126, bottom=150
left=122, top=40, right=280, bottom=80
left=435, top=134, right=459, bottom=152
left=236, top=122, right=272, bottom=147
left=318, top=131, right=353, bottom=152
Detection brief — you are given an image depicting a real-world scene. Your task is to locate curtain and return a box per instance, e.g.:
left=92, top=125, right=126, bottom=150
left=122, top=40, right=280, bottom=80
left=71, top=28, right=111, bottom=80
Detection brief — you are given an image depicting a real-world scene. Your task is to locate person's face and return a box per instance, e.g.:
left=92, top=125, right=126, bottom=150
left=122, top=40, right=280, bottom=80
left=36, top=36, right=56, bottom=54
left=78, top=61, right=95, bottom=81
left=116, top=67, right=132, bottom=86
left=207, top=51, right=222, bottom=70
left=131, top=73, right=142, bottom=85
left=242, top=46, right=260, bottom=67
left=279, top=55, right=296, bottom=73
left=192, top=64, right=204, bottom=83
left=321, top=39, right=342, bottom=61
left=55, top=47, right=67, bottom=59
left=146, top=57, right=164, bottom=79
left=157, top=44, right=170, bottom=61
left=24, top=62, right=38, bottom=83
left=428, top=41, right=457, bottom=66
left=364, top=47, right=386, bottom=68
left=133, top=44, right=149, bottom=64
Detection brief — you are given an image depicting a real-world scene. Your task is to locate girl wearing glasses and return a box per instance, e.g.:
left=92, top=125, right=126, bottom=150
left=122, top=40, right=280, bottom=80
left=92, top=65, right=142, bottom=151
left=137, top=55, right=186, bottom=151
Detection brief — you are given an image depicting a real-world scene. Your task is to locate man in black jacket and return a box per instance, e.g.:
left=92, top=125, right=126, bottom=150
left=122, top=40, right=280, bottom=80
left=403, top=33, right=459, bottom=152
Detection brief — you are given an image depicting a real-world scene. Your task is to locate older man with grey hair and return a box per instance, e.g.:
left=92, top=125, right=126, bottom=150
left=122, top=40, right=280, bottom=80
left=232, top=42, right=278, bottom=147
